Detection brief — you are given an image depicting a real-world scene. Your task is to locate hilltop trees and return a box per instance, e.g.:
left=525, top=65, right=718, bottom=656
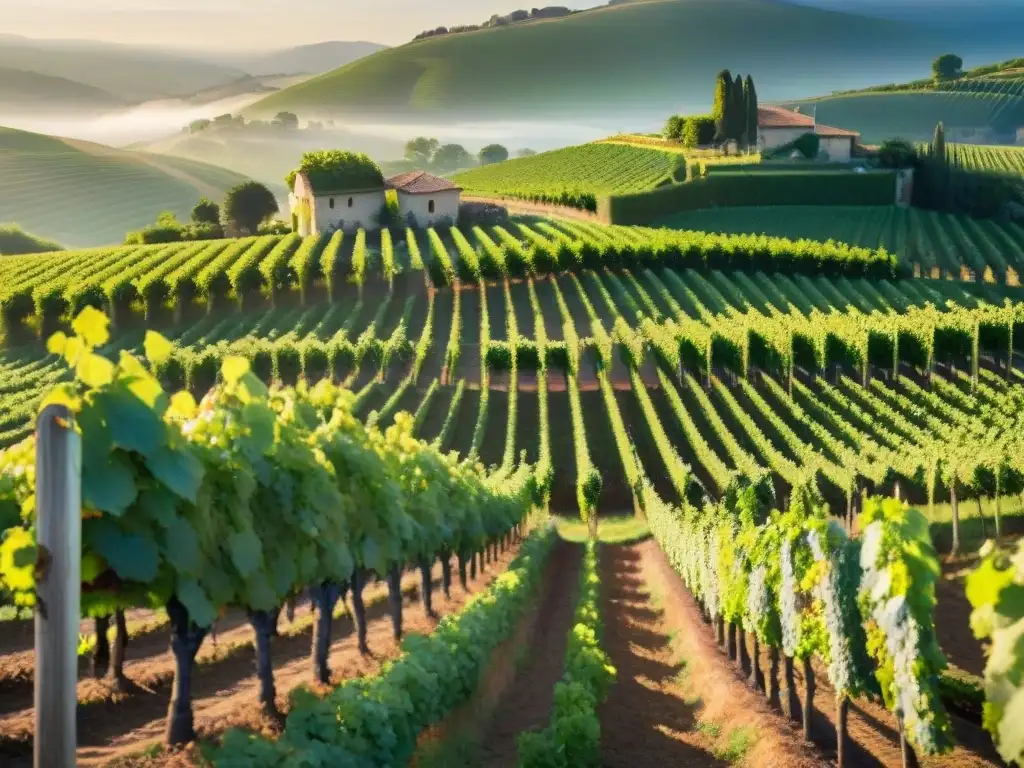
left=479, top=144, right=510, bottom=165
left=405, top=137, right=440, bottom=166
left=432, top=143, right=474, bottom=172
left=932, top=53, right=963, bottom=83
left=223, top=181, right=279, bottom=236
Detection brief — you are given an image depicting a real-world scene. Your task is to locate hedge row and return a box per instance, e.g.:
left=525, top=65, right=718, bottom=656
left=604, top=171, right=898, bottom=225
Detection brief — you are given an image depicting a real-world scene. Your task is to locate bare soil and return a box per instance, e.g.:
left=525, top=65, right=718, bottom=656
left=637, top=537, right=1003, bottom=768
left=935, top=554, right=987, bottom=678
left=599, top=541, right=823, bottom=768
left=0, top=546, right=520, bottom=767
left=474, top=539, right=582, bottom=767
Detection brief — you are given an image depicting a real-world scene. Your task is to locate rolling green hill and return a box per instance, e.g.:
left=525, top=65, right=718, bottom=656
left=0, top=225, right=62, bottom=256
left=0, top=126, right=249, bottom=248
left=247, top=0, right=953, bottom=122
left=783, top=59, right=1024, bottom=143
left=452, top=142, right=685, bottom=210
left=783, top=87, right=1024, bottom=144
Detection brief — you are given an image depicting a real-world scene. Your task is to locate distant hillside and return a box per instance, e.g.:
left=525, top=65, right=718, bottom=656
left=248, top=0, right=966, bottom=123
left=0, top=36, right=244, bottom=102
left=139, top=127, right=405, bottom=192
left=783, top=59, right=1024, bottom=143
left=221, top=41, right=389, bottom=76
left=0, top=126, right=249, bottom=247
left=0, top=66, right=126, bottom=113
left=183, top=74, right=313, bottom=106
left=0, top=225, right=63, bottom=256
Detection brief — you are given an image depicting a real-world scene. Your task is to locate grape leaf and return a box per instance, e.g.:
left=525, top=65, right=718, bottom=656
left=0, top=528, right=36, bottom=591
left=227, top=529, right=262, bottom=577
left=88, top=520, right=159, bottom=583
left=146, top=447, right=203, bottom=504
left=222, top=356, right=250, bottom=386
left=161, top=513, right=200, bottom=576
left=144, top=331, right=174, bottom=367
left=77, top=353, right=115, bottom=389
left=82, top=454, right=137, bottom=516
left=997, top=687, right=1024, bottom=764
left=46, top=331, right=67, bottom=356
left=175, top=578, right=217, bottom=628
left=102, top=390, right=163, bottom=456
left=72, top=306, right=110, bottom=349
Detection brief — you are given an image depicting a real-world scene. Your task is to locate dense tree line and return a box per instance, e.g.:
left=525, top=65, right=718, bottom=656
left=413, top=6, right=575, bottom=41
left=664, top=72, right=758, bottom=149
left=713, top=69, right=759, bottom=148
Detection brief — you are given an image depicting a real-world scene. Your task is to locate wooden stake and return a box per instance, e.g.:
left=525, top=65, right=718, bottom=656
left=34, top=405, right=82, bottom=768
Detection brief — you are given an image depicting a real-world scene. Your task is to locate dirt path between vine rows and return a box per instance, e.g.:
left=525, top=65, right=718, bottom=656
left=474, top=539, right=581, bottom=767
left=598, top=541, right=822, bottom=767
left=627, top=538, right=1003, bottom=768
left=0, top=546, right=520, bottom=767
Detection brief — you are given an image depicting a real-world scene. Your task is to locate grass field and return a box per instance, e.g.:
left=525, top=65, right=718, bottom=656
left=0, top=126, right=249, bottom=247
left=782, top=87, right=1024, bottom=144
left=659, top=205, right=1024, bottom=279
left=246, top=0, right=941, bottom=121
left=452, top=143, right=684, bottom=210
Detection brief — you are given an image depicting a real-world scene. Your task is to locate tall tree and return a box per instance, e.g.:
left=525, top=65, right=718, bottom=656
left=932, top=121, right=946, bottom=165
left=223, top=181, right=278, bottom=236
left=713, top=69, right=732, bottom=143
left=744, top=75, right=759, bottom=151
left=932, top=53, right=963, bottom=83
left=932, top=122, right=949, bottom=210
left=732, top=73, right=745, bottom=143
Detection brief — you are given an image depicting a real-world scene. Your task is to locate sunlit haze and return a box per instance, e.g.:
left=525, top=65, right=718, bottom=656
left=0, top=0, right=606, bottom=49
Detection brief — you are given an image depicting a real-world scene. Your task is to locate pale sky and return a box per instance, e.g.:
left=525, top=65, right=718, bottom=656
left=0, top=0, right=607, bottom=50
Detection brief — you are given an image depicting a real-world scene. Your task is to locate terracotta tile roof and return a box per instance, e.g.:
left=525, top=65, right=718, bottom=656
left=758, top=106, right=860, bottom=138
left=815, top=124, right=860, bottom=138
left=386, top=171, right=462, bottom=194
left=758, top=105, right=815, bottom=129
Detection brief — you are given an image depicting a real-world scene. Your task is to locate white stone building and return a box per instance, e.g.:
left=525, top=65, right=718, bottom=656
left=386, top=171, right=462, bottom=228
left=289, top=171, right=386, bottom=235
left=757, top=105, right=860, bottom=162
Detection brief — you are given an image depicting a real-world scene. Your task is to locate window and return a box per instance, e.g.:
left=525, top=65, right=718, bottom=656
left=348, top=197, right=353, bottom=208
left=428, top=200, right=435, bottom=214
left=329, top=197, right=335, bottom=209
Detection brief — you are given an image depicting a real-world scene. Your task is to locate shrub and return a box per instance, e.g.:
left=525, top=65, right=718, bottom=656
left=258, top=220, right=291, bottom=235
left=877, top=138, right=919, bottom=169
left=284, top=150, right=384, bottom=190
left=682, top=115, right=716, bottom=148
left=663, top=115, right=685, bottom=140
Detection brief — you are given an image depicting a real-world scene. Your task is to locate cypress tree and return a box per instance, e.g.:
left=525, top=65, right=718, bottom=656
left=732, top=73, right=745, bottom=143
left=713, top=69, right=732, bottom=143
left=932, top=122, right=948, bottom=210
left=744, top=75, right=759, bottom=150
left=932, top=121, right=946, bottom=165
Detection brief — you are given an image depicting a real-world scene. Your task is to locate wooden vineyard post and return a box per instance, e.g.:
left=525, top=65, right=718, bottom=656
left=34, top=404, right=82, bottom=768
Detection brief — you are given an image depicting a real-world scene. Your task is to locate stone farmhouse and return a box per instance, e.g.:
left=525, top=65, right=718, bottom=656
left=757, top=105, right=860, bottom=162
left=290, top=169, right=462, bottom=235
left=387, top=171, right=463, bottom=228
